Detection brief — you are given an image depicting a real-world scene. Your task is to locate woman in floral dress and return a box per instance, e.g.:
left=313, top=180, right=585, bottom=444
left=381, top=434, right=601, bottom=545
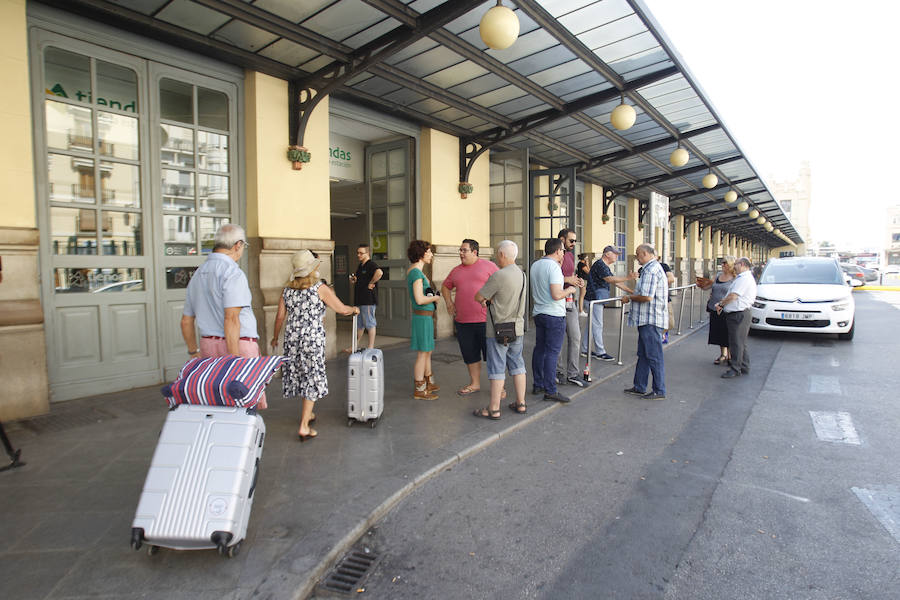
left=271, top=250, right=359, bottom=441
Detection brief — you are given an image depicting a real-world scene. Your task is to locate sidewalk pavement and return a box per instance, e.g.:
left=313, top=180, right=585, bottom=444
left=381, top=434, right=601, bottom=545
left=1, top=296, right=708, bottom=600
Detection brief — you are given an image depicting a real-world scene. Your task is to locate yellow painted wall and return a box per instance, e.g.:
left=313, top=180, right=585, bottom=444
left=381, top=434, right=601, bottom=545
left=245, top=71, right=330, bottom=239
left=0, top=0, right=35, bottom=228
left=421, top=127, right=489, bottom=245
left=583, top=183, right=613, bottom=254
left=673, top=215, right=686, bottom=258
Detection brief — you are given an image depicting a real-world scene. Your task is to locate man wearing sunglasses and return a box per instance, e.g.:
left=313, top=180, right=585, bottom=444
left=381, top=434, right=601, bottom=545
left=556, top=228, right=586, bottom=387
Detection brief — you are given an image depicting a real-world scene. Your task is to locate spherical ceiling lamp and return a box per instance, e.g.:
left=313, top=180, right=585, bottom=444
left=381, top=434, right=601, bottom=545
left=479, top=1, right=520, bottom=50
left=765, top=222, right=774, bottom=232
left=702, top=173, right=718, bottom=189
left=757, top=216, right=767, bottom=224
left=610, top=100, right=636, bottom=131
left=736, top=201, right=749, bottom=212
left=670, top=147, right=689, bottom=167
left=748, top=209, right=760, bottom=219
left=724, top=190, right=737, bottom=204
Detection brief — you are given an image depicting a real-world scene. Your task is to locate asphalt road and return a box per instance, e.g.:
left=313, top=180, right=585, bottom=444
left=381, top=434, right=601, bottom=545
left=319, top=292, right=900, bottom=600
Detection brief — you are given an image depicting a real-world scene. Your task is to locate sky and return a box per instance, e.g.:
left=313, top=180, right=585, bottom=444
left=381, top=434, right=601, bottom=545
left=641, top=0, right=899, bottom=251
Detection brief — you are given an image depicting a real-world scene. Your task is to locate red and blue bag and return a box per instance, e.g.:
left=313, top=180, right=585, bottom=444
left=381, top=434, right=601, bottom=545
left=161, top=355, right=283, bottom=409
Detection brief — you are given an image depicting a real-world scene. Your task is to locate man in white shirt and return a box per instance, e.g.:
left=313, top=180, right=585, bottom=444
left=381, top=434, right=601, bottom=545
left=715, top=257, right=757, bottom=378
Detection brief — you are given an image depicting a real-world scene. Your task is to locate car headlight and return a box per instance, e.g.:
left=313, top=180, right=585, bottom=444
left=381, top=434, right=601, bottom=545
left=831, top=303, right=850, bottom=311
left=752, top=301, right=766, bottom=309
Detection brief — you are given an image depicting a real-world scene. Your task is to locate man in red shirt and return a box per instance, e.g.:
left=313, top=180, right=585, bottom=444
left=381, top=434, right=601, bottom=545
left=442, top=239, right=499, bottom=396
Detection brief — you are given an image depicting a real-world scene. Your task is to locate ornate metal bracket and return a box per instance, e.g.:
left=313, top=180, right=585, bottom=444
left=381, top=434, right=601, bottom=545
left=602, top=188, right=616, bottom=222
left=638, top=198, right=649, bottom=229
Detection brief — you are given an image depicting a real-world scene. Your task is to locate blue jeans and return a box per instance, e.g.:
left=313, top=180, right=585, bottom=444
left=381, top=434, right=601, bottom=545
left=634, top=324, right=666, bottom=395
left=581, top=288, right=609, bottom=354
left=486, top=336, right=526, bottom=380
left=533, top=313, right=566, bottom=394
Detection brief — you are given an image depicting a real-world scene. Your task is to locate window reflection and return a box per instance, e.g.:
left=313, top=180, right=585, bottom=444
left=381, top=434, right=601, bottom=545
left=161, top=169, right=195, bottom=211
left=198, top=87, right=228, bottom=130
left=160, top=78, right=193, bottom=124
left=163, top=215, right=196, bottom=256
left=199, top=217, right=228, bottom=254
left=161, top=124, right=194, bottom=167
left=96, top=60, right=138, bottom=112
left=98, top=112, right=139, bottom=160
left=198, top=131, right=228, bottom=171
left=101, top=211, right=142, bottom=256
left=54, top=267, right=144, bottom=293
left=198, top=174, right=229, bottom=213
left=50, top=206, right=97, bottom=255
left=48, top=153, right=95, bottom=204
left=46, top=100, right=92, bottom=151
left=99, top=161, right=140, bottom=208
left=44, top=47, right=90, bottom=104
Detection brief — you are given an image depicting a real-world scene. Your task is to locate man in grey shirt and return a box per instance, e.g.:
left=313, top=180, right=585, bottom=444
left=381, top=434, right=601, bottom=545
left=475, top=240, right=528, bottom=418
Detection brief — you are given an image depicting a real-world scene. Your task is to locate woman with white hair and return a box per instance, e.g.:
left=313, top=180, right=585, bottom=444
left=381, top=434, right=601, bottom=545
left=271, top=250, right=359, bottom=442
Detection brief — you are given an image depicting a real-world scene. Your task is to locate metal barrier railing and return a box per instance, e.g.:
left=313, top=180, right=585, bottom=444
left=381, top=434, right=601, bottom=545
left=581, top=283, right=708, bottom=382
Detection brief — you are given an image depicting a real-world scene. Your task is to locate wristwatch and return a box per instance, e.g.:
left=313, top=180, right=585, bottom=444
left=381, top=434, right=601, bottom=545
left=188, top=348, right=199, bottom=355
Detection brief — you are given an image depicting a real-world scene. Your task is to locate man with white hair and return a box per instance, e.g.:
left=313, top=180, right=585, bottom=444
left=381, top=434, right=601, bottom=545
left=715, top=257, right=757, bottom=378
left=474, top=240, right=528, bottom=418
left=180, top=223, right=266, bottom=407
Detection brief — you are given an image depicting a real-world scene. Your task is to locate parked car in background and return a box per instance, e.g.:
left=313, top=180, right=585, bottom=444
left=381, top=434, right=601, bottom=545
left=839, top=263, right=865, bottom=287
left=752, top=257, right=855, bottom=340
left=857, top=265, right=878, bottom=282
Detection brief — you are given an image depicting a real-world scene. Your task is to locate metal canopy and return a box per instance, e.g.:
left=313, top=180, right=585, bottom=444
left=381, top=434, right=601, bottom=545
left=40, top=0, right=802, bottom=247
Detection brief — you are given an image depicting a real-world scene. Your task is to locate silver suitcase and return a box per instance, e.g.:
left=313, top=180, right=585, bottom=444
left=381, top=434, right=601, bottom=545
left=131, top=404, right=265, bottom=557
left=347, top=314, right=384, bottom=427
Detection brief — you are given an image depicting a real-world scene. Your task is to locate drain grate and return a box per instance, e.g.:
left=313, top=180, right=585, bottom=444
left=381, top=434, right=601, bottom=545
left=431, top=352, right=462, bottom=364
left=19, top=406, right=117, bottom=434
left=318, top=549, right=380, bottom=595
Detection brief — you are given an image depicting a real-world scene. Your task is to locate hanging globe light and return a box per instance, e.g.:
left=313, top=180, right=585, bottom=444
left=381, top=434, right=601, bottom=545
left=670, top=147, right=689, bottom=167
left=702, top=173, right=718, bottom=188
left=610, top=99, right=637, bottom=131
left=724, top=190, right=737, bottom=204
left=748, top=209, right=760, bottom=219
left=736, top=201, right=749, bottom=212
left=479, top=1, right=520, bottom=50
left=765, top=222, right=774, bottom=232
left=757, top=216, right=767, bottom=224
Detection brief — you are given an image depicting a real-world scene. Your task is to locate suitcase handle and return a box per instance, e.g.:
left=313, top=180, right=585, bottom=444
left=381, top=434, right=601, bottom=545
left=351, top=312, right=358, bottom=353
left=248, top=457, right=260, bottom=499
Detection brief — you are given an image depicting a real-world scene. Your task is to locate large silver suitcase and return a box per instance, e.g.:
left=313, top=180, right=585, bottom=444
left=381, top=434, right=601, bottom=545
left=347, top=314, right=384, bottom=428
left=131, top=404, right=265, bottom=557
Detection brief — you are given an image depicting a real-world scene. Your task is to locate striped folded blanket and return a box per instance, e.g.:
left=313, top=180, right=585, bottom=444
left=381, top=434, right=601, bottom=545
left=161, top=355, right=283, bottom=409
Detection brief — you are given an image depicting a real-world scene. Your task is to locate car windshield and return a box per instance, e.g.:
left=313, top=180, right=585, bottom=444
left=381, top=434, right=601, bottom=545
left=760, top=262, right=844, bottom=285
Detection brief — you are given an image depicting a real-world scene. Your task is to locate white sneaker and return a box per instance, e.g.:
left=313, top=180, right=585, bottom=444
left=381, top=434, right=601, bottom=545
left=579, top=311, right=588, bottom=317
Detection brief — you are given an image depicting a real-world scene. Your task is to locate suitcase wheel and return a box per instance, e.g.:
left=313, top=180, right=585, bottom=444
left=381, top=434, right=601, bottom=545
left=347, top=419, right=354, bottom=427
left=130, top=527, right=144, bottom=551
left=226, top=541, right=242, bottom=558
left=369, top=418, right=378, bottom=429
left=147, top=545, right=160, bottom=556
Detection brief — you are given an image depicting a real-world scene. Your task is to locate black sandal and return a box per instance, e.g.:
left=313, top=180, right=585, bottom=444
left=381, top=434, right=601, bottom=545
left=508, top=401, right=527, bottom=414
left=473, top=407, right=501, bottom=420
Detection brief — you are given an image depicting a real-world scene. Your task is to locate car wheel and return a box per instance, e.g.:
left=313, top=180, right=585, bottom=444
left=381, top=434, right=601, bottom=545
left=838, top=322, right=855, bottom=341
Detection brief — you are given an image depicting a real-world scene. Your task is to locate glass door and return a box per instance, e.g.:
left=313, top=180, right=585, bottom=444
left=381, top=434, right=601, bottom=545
left=529, top=166, right=577, bottom=263
left=367, top=139, right=414, bottom=338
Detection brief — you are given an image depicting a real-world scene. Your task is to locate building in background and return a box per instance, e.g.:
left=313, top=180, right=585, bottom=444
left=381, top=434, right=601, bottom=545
left=769, top=162, right=812, bottom=256
left=886, top=205, right=900, bottom=266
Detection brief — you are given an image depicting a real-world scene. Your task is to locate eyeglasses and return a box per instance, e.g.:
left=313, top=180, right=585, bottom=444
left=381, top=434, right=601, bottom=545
left=567, top=238, right=577, bottom=243
left=240, top=240, right=249, bottom=249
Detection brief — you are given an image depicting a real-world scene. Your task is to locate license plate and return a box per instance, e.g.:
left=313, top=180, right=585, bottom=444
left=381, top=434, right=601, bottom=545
left=781, top=312, right=816, bottom=320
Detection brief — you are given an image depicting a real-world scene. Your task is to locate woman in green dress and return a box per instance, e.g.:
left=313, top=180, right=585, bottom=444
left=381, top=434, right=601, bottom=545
left=407, top=240, right=441, bottom=400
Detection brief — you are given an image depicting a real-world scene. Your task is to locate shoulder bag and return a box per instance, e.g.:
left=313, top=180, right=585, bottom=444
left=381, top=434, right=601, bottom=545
left=489, top=271, right=525, bottom=345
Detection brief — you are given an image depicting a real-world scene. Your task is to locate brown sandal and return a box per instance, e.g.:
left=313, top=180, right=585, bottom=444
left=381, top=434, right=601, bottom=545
left=473, top=407, right=501, bottom=420
left=508, top=401, right=527, bottom=414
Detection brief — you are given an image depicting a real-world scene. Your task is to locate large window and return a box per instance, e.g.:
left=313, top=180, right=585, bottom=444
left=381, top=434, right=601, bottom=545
left=489, top=158, right=524, bottom=256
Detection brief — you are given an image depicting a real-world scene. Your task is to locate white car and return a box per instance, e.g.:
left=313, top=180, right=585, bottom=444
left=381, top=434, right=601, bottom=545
left=750, top=257, right=855, bottom=340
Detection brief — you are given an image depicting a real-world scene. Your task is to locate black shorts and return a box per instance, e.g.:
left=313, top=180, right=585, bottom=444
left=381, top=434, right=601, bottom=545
left=456, top=321, right=487, bottom=364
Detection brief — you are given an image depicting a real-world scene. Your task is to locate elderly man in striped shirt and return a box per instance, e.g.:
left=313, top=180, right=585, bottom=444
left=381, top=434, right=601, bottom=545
left=621, top=244, right=669, bottom=400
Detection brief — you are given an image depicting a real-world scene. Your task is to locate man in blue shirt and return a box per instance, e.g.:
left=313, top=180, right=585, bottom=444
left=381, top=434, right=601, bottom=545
left=581, top=245, right=635, bottom=361
left=622, top=244, right=668, bottom=400
left=180, top=223, right=266, bottom=406
left=530, top=238, right=578, bottom=403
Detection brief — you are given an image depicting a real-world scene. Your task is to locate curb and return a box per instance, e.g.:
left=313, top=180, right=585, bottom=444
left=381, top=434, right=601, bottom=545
left=283, top=321, right=709, bottom=599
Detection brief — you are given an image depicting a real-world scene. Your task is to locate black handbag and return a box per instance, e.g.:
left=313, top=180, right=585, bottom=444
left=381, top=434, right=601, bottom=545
left=489, top=271, right=525, bottom=345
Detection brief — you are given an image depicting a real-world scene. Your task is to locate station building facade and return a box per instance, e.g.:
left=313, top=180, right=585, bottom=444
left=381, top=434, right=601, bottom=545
left=0, top=1, right=787, bottom=420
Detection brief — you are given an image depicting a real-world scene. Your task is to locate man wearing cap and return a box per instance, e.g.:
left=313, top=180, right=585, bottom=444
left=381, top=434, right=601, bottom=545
left=581, top=245, right=635, bottom=361
left=181, top=223, right=266, bottom=408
